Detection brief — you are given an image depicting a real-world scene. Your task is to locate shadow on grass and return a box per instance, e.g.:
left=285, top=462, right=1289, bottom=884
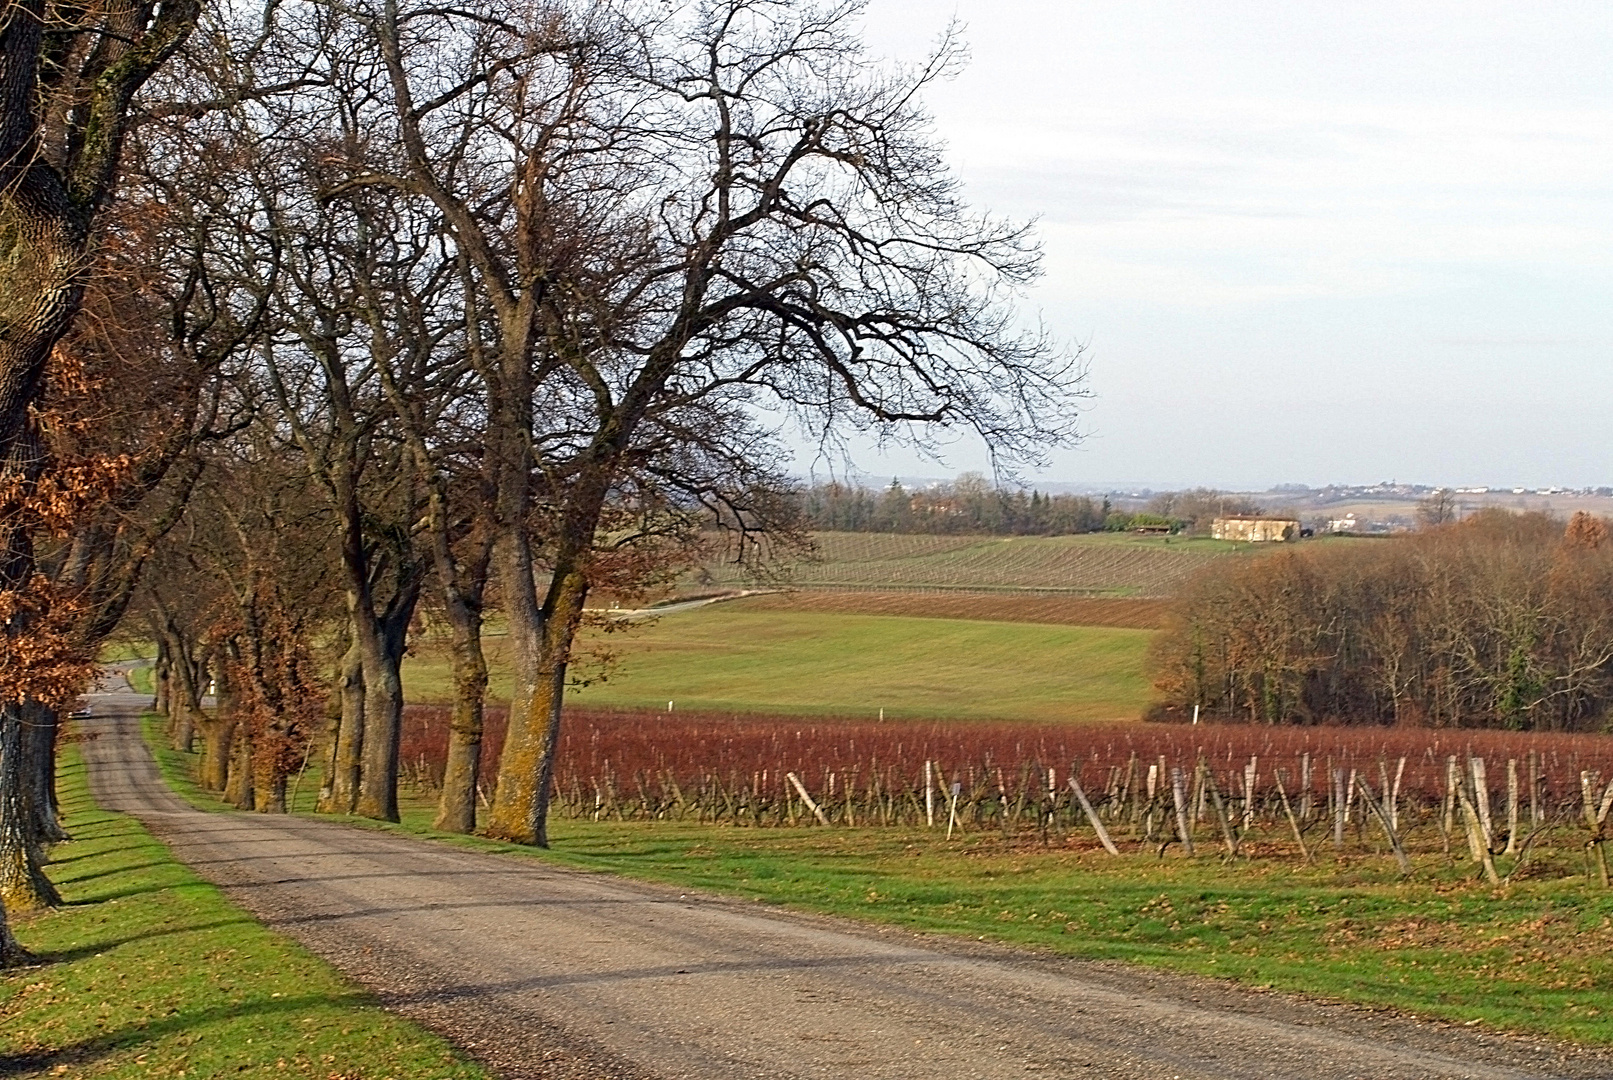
left=34, top=916, right=260, bottom=965
left=50, top=861, right=170, bottom=888
left=0, top=990, right=373, bottom=1077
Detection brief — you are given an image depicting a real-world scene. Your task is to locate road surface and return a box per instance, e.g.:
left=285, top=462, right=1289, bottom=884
left=75, top=687, right=1611, bottom=1080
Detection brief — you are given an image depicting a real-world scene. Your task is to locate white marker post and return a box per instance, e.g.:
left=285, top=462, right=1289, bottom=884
left=946, top=782, right=962, bottom=839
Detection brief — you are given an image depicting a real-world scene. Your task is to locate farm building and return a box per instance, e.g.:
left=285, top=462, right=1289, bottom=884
left=1212, top=516, right=1300, bottom=542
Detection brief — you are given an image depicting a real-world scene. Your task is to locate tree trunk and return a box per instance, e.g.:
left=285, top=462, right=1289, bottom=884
left=198, top=651, right=235, bottom=791
left=0, top=703, right=59, bottom=911
left=165, top=634, right=198, bottom=753
left=153, top=637, right=171, bottom=716
left=224, top=718, right=254, bottom=810
left=318, top=634, right=364, bottom=814
left=487, top=551, right=588, bottom=847
left=254, top=753, right=287, bottom=814
left=353, top=594, right=416, bottom=823
left=433, top=600, right=488, bottom=833
left=199, top=713, right=234, bottom=792
left=21, top=700, right=65, bottom=843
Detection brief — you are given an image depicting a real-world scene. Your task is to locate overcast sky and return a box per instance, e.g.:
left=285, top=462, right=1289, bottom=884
left=810, top=1, right=1613, bottom=490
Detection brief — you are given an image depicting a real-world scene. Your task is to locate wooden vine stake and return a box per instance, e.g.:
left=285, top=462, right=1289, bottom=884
left=786, top=772, right=832, bottom=827
left=1067, top=776, right=1120, bottom=855
left=924, top=760, right=935, bottom=828
left=1354, top=774, right=1412, bottom=876
left=1578, top=770, right=1613, bottom=887
left=1273, top=770, right=1310, bottom=863
left=1454, top=771, right=1500, bottom=885
left=1170, top=767, right=1195, bottom=856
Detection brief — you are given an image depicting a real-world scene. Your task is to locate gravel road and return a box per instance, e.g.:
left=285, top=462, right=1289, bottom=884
left=75, top=688, right=1613, bottom=1080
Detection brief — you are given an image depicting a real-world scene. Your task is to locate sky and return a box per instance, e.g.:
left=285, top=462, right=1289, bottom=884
left=805, top=1, right=1613, bottom=490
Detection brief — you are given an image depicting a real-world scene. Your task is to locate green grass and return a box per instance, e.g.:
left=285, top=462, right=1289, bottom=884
left=1, top=745, right=492, bottom=1079
left=124, top=665, right=153, bottom=696
left=146, top=720, right=1613, bottom=1043
left=406, top=608, right=1154, bottom=721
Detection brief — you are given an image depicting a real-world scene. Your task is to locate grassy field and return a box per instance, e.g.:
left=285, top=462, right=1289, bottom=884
left=695, top=531, right=1243, bottom=598
left=0, top=746, right=490, bottom=1079
left=405, top=605, right=1154, bottom=721
left=147, top=726, right=1613, bottom=1045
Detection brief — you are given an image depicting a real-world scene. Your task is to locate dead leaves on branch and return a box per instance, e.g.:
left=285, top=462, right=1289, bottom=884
left=0, top=578, right=94, bottom=710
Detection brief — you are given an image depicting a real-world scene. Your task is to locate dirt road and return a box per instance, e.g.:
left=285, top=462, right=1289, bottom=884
left=77, top=690, right=1611, bottom=1080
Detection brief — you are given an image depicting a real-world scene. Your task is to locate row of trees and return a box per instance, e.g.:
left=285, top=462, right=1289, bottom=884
left=0, top=0, right=1084, bottom=961
left=797, top=478, right=1265, bottom=536
left=1151, top=511, right=1613, bottom=730
left=800, top=476, right=1108, bottom=535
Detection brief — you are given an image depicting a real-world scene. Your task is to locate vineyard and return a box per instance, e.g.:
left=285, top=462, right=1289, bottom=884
left=696, top=531, right=1243, bottom=598
left=401, top=705, right=1613, bottom=878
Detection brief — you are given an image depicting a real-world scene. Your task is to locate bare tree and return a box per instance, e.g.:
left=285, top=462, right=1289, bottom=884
left=1418, top=489, right=1458, bottom=529
left=327, top=0, right=1084, bottom=845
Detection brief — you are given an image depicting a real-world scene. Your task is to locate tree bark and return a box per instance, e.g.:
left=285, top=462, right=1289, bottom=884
left=433, top=608, right=489, bottom=833
left=352, top=589, right=419, bottom=823
left=486, top=551, right=588, bottom=846
left=318, top=633, right=365, bottom=814
left=21, top=700, right=65, bottom=843
left=0, top=703, right=59, bottom=911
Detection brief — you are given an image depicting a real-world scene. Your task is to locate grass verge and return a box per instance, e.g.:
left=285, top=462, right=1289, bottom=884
left=0, top=743, right=491, bottom=1080
left=148, top=719, right=1613, bottom=1045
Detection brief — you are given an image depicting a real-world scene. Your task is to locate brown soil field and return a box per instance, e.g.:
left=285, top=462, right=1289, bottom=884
left=731, top=589, right=1173, bottom=628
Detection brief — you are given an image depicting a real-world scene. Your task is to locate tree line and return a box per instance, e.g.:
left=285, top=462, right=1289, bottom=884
left=0, top=0, right=1084, bottom=961
left=1151, top=511, right=1613, bottom=730
left=800, top=476, right=1107, bottom=535
left=797, top=478, right=1264, bottom=536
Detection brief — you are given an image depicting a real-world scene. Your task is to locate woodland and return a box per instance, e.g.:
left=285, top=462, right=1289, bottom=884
left=0, top=0, right=1084, bottom=963
left=1151, top=511, right=1613, bottom=730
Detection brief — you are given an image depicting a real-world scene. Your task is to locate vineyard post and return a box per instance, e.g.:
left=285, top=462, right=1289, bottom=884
left=1170, top=767, right=1195, bottom=856
left=1241, top=757, right=1257, bottom=831
left=1201, top=763, right=1239, bottom=857
left=1273, top=770, right=1310, bottom=862
left=1300, top=752, right=1312, bottom=821
left=1355, top=774, right=1412, bottom=876
left=1505, top=759, right=1520, bottom=856
left=1331, top=769, right=1345, bottom=850
left=1067, top=776, right=1120, bottom=855
left=1390, top=756, right=1405, bottom=832
left=1528, top=749, right=1542, bottom=828
left=1443, top=756, right=1458, bottom=844
left=946, top=781, right=962, bottom=839
left=1471, top=757, right=1494, bottom=850
left=1344, top=768, right=1356, bottom=828
left=1455, top=772, right=1500, bottom=885
left=925, top=760, right=935, bottom=827
left=786, top=772, right=831, bottom=827
left=1578, top=771, right=1613, bottom=887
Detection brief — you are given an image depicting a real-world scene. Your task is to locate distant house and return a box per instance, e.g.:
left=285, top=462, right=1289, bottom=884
left=1212, top=516, right=1300, bottom=542
left=1328, top=513, right=1359, bottom=533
